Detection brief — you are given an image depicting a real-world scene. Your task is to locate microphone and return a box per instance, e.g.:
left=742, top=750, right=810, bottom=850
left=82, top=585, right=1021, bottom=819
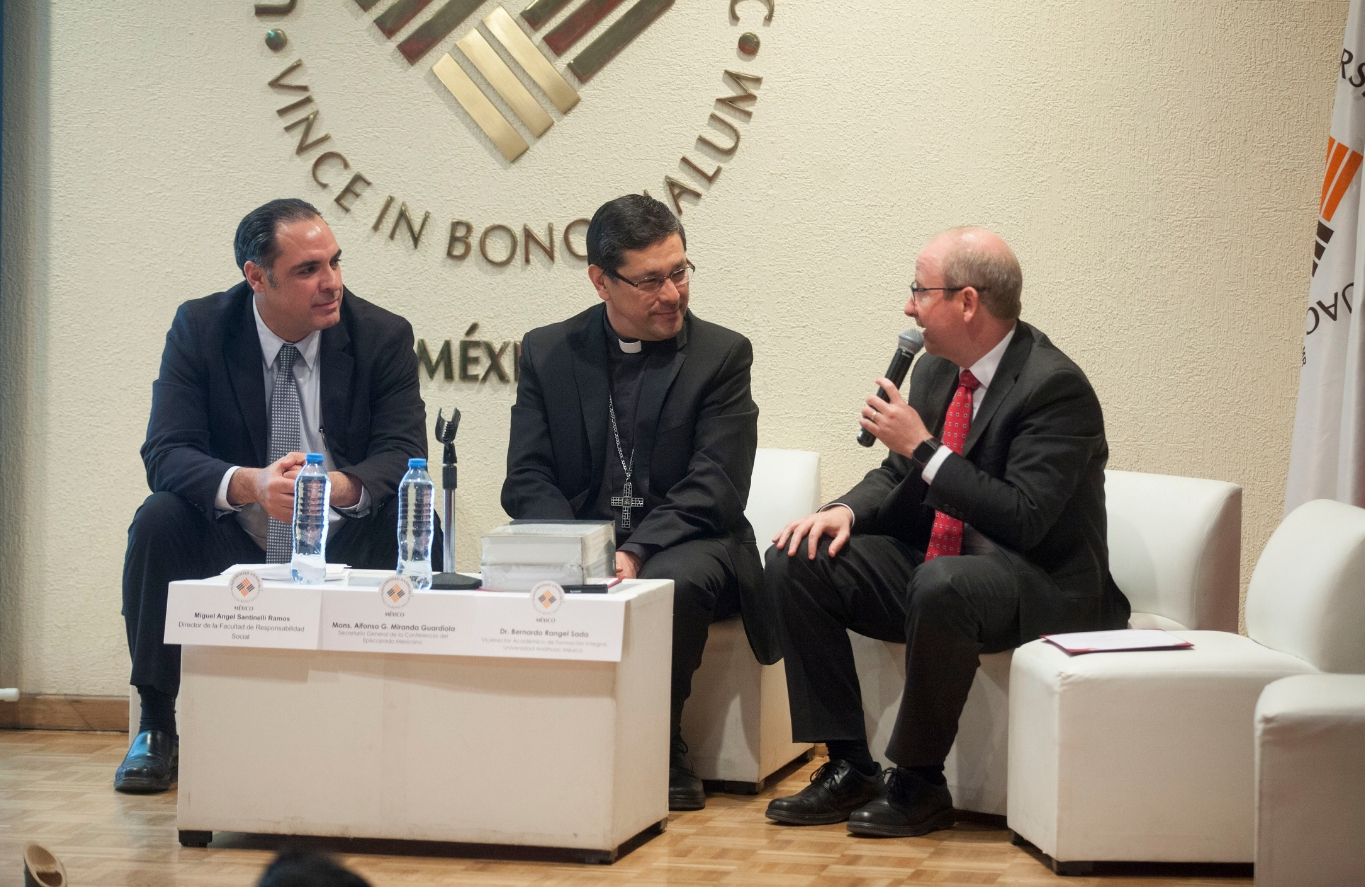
left=856, top=329, right=925, bottom=447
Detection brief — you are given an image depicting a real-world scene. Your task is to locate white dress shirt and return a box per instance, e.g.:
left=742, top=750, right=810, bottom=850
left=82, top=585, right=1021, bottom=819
left=214, top=299, right=371, bottom=549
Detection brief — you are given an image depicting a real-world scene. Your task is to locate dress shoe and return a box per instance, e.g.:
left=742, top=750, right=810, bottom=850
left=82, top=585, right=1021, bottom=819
left=765, top=758, right=881, bottom=825
left=23, top=843, right=66, bottom=887
left=847, top=767, right=955, bottom=837
left=114, top=729, right=178, bottom=794
left=669, top=734, right=705, bottom=811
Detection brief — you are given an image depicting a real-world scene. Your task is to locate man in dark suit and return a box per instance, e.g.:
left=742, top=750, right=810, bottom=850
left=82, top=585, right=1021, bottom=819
left=764, top=228, right=1129, bottom=837
left=502, top=194, right=763, bottom=811
left=117, top=198, right=433, bottom=793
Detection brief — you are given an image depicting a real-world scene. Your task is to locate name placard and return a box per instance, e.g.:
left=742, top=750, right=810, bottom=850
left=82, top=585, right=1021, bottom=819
left=164, top=575, right=635, bottom=662
left=319, top=582, right=625, bottom=661
left=163, top=578, right=322, bottom=650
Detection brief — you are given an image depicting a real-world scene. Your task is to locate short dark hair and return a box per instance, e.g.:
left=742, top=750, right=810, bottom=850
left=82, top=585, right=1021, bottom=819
left=234, top=198, right=323, bottom=282
left=586, top=194, right=686, bottom=274
left=255, top=852, right=371, bottom=887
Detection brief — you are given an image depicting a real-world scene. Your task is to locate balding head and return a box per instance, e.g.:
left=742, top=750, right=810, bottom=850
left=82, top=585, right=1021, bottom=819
left=928, top=227, right=1022, bottom=322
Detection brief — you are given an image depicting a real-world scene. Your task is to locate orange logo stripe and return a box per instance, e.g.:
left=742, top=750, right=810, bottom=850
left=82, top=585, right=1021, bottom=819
left=1324, top=147, right=1363, bottom=223
left=1323, top=138, right=1345, bottom=210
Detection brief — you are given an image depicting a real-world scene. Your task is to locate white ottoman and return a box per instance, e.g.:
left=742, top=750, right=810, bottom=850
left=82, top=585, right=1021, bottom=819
left=1255, top=674, right=1365, bottom=887
left=1008, top=498, right=1365, bottom=872
left=1008, top=633, right=1314, bottom=870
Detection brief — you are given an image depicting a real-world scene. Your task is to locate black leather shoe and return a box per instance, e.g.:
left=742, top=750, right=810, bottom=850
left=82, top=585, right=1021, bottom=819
left=669, top=735, right=705, bottom=811
left=114, top=730, right=178, bottom=794
left=847, top=767, right=955, bottom=837
left=765, top=759, right=881, bottom=825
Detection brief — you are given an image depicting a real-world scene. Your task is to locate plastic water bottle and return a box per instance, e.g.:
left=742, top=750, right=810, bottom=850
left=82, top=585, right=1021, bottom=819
left=291, top=453, right=331, bottom=584
left=397, top=457, right=434, bottom=590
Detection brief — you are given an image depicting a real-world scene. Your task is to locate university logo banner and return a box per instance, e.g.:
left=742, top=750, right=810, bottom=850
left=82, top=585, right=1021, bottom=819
left=1287, top=0, right=1365, bottom=513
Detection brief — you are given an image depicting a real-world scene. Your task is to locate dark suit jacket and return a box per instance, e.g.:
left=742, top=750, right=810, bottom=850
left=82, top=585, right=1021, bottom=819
left=141, top=280, right=427, bottom=519
left=502, top=304, right=765, bottom=635
left=835, top=321, right=1130, bottom=642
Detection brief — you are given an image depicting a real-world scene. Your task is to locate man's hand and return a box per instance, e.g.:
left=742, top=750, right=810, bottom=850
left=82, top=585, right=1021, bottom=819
left=615, top=550, right=642, bottom=579
left=774, top=506, right=854, bottom=559
left=860, top=378, right=932, bottom=458
left=228, top=452, right=306, bottom=523
left=329, top=471, right=362, bottom=509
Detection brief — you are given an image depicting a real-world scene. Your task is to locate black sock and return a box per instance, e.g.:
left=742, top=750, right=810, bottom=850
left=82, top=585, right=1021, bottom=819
left=137, top=685, right=176, bottom=739
left=826, top=739, right=878, bottom=776
left=905, top=764, right=946, bottom=786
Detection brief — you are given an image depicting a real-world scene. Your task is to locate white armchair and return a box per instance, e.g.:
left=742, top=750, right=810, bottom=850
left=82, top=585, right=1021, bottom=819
left=1008, top=498, right=1365, bottom=872
left=852, top=469, right=1241, bottom=815
left=1255, top=674, right=1365, bottom=886
left=680, top=448, right=818, bottom=791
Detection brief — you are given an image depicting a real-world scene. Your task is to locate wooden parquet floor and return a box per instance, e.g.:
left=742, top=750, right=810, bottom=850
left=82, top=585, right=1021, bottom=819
left=0, top=731, right=1251, bottom=887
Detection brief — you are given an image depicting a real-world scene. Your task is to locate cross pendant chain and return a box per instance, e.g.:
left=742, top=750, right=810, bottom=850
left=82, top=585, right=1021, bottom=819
left=610, top=480, right=645, bottom=530
left=607, top=394, right=642, bottom=531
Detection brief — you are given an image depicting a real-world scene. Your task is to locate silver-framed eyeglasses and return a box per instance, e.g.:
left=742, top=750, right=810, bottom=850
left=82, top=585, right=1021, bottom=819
left=609, top=260, right=695, bottom=295
left=909, top=283, right=986, bottom=304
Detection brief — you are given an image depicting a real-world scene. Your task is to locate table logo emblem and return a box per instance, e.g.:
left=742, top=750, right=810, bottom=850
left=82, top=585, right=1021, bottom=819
left=380, top=574, right=416, bottom=608
left=229, top=570, right=262, bottom=603
left=531, top=580, right=564, bottom=614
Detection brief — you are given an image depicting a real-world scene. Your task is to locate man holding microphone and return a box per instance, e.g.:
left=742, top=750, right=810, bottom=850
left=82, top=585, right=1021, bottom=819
left=764, top=227, right=1130, bottom=837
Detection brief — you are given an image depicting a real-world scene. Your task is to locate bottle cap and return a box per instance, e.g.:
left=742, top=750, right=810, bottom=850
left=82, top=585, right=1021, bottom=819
left=305, top=453, right=324, bottom=464
left=408, top=458, right=427, bottom=468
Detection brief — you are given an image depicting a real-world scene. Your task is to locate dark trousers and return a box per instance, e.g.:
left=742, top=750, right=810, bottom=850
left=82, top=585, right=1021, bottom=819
left=638, top=537, right=753, bottom=725
left=122, top=491, right=442, bottom=697
left=767, top=534, right=1043, bottom=767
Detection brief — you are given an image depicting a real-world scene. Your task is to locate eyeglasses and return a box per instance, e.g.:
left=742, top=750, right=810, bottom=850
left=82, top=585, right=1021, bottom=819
left=609, top=261, right=695, bottom=295
left=908, top=283, right=986, bottom=304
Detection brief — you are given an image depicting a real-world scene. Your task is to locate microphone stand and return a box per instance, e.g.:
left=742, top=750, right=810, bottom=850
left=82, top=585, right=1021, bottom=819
left=431, top=408, right=481, bottom=590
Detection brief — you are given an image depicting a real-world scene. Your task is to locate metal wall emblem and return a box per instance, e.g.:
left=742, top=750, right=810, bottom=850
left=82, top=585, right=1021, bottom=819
left=352, top=0, right=673, bottom=162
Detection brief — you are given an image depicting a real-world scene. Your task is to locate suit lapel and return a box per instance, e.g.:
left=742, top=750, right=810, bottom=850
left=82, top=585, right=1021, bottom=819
left=570, top=307, right=610, bottom=487
left=224, top=288, right=268, bottom=466
left=921, top=359, right=960, bottom=437
left=632, top=317, right=689, bottom=502
left=319, top=298, right=354, bottom=464
left=962, top=323, right=1034, bottom=457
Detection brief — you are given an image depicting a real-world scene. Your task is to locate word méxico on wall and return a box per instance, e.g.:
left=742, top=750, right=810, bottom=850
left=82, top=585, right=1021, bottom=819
left=419, top=325, right=522, bottom=383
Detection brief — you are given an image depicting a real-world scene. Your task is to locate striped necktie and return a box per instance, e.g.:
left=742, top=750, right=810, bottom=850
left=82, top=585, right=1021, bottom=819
left=265, top=344, right=302, bottom=563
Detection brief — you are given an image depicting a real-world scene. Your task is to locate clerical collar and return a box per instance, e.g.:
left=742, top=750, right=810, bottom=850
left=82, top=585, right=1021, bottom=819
left=603, top=313, right=645, bottom=353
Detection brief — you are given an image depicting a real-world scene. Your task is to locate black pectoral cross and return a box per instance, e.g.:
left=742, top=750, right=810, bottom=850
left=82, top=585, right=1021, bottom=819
left=611, top=481, right=645, bottom=531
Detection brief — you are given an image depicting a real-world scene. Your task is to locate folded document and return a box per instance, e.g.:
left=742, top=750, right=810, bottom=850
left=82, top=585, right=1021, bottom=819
left=1042, top=629, right=1193, bottom=655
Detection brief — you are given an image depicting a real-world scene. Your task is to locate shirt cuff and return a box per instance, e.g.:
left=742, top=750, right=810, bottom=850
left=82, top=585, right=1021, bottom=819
left=215, top=466, right=243, bottom=515
left=334, top=484, right=372, bottom=519
left=818, top=502, right=855, bottom=529
left=619, top=542, right=655, bottom=569
left=921, top=445, right=952, bottom=483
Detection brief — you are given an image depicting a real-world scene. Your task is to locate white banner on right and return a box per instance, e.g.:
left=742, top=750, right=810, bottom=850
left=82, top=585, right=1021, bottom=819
left=1287, top=0, right=1365, bottom=514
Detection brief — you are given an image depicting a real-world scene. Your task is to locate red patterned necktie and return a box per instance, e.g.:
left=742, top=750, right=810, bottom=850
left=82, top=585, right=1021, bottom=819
left=924, top=369, right=981, bottom=561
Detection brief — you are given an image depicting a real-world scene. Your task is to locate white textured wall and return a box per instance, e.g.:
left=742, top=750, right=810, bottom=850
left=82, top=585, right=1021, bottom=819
left=0, top=1, right=1345, bottom=695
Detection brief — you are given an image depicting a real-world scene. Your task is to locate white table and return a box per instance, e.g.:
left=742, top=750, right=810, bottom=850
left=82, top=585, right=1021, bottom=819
left=169, top=575, right=673, bottom=863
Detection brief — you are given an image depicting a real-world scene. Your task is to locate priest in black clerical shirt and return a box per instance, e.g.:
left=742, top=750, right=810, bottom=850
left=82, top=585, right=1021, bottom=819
left=502, top=194, right=765, bottom=811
